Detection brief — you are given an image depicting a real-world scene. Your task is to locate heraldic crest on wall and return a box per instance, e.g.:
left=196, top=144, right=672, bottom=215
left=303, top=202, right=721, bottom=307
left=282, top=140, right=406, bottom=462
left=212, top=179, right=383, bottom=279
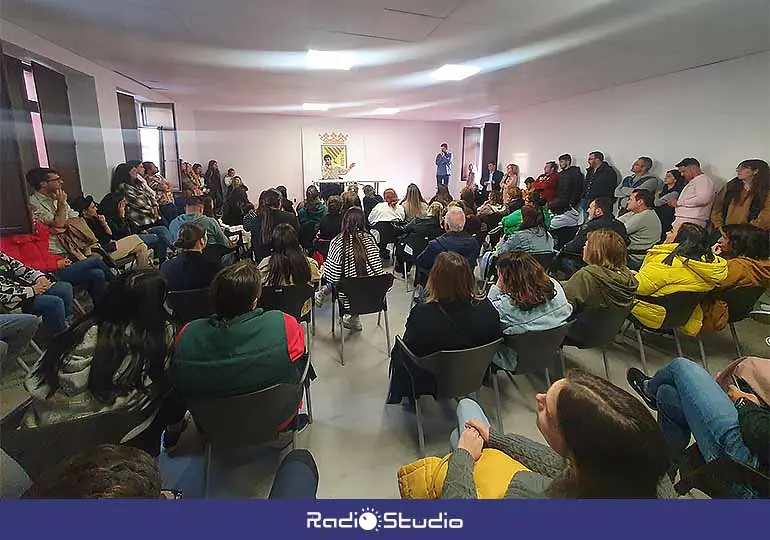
left=320, top=131, right=348, bottom=168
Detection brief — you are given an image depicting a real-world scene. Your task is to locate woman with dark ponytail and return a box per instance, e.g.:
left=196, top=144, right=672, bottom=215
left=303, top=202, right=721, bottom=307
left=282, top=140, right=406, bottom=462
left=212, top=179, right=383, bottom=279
left=160, top=222, right=221, bottom=291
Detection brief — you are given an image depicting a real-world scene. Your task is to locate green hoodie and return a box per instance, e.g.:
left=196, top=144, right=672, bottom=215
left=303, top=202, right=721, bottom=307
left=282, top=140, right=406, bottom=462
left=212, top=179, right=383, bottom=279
left=562, top=264, right=638, bottom=311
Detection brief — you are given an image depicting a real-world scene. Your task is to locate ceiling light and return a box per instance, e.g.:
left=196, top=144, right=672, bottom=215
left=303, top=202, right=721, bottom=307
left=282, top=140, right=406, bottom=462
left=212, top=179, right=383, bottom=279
left=306, top=49, right=353, bottom=70
left=373, top=107, right=400, bottom=115
left=303, top=103, right=330, bottom=111
left=431, top=64, right=481, bottom=81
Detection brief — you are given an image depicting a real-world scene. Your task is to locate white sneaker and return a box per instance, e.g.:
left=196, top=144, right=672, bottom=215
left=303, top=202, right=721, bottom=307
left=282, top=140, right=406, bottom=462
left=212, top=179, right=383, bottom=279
left=342, top=315, right=363, bottom=332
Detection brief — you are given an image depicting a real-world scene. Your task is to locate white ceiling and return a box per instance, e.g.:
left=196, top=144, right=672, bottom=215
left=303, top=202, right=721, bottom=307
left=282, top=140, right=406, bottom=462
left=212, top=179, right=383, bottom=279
left=2, top=0, right=769, bottom=120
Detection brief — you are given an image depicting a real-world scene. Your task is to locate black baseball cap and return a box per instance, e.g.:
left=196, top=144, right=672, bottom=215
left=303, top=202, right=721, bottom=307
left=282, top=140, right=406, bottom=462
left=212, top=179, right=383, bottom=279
left=71, top=195, right=95, bottom=214
left=675, top=157, right=700, bottom=168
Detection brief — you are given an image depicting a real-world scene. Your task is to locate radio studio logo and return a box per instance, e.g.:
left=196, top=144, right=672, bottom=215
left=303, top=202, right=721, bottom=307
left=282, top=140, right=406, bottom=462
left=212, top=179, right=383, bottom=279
left=306, top=507, right=464, bottom=531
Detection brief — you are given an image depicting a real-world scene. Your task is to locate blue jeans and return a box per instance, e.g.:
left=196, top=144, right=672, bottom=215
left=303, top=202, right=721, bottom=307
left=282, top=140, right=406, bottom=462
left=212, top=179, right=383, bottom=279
left=0, top=314, right=40, bottom=366
left=648, top=358, right=759, bottom=469
left=267, top=449, right=319, bottom=499
left=450, top=398, right=491, bottom=450
left=139, top=226, right=172, bottom=262
left=159, top=203, right=179, bottom=227
left=25, top=281, right=73, bottom=334
left=436, top=175, right=450, bottom=187
left=54, top=256, right=112, bottom=302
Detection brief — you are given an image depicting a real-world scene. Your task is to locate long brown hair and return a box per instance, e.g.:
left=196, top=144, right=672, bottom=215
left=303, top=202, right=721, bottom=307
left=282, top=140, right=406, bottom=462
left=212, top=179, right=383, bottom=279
left=459, top=188, right=477, bottom=214
left=519, top=204, right=546, bottom=231
left=266, top=223, right=311, bottom=286
left=341, top=207, right=370, bottom=275
left=425, top=252, right=480, bottom=303
left=723, top=159, right=770, bottom=223
left=496, top=251, right=555, bottom=310
left=402, top=183, right=426, bottom=219
left=549, top=370, right=669, bottom=498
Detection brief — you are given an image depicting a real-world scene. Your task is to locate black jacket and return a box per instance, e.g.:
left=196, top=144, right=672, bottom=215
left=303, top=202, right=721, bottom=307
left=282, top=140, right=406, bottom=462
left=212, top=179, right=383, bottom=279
left=562, top=214, right=629, bottom=256
left=583, top=162, right=619, bottom=202
left=481, top=170, right=505, bottom=192
left=556, top=166, right=585, bottom=207
left=160, top=251, right=221, bottom=291
left=363, top=194, right=384, bottom=221
left=244, top=209, right=300, bottom=262
left=318, top=213, right=343, bottom=240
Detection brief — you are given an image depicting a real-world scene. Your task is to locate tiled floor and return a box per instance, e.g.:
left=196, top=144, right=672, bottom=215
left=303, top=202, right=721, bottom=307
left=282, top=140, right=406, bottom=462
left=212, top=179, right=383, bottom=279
left=2, top=277, right=769, bottom=498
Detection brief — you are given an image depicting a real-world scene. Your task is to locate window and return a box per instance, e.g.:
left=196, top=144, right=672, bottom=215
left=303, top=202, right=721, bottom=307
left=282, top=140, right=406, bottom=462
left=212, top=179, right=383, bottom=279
left=139, top=127, right=161, bottom=168
left=22, top=64, right=49, bottom=167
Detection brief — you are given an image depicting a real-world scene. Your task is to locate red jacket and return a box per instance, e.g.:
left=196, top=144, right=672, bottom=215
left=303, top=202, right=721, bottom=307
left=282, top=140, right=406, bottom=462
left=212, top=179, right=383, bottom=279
left=0, top=225, right=65, bottom=273
left=532, top=172, right=558, bottom=202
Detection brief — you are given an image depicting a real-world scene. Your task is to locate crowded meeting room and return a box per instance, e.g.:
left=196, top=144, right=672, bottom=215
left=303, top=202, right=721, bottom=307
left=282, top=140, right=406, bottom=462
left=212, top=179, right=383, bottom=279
left=1, top=0, right=769, bottom=502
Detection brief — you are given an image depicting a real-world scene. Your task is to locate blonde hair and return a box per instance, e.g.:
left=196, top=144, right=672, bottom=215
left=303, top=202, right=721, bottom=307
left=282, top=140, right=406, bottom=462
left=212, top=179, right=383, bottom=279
left=583, top=230, right=628, bottom=270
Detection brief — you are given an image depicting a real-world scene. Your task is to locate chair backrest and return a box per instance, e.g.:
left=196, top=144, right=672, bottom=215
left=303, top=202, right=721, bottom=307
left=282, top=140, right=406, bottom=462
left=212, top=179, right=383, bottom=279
left=337, top=273, right=394, bottom=315
left=0, top=399, right=153, bottom=480
left=551, top=226, right=579, bottom=250
left=503, top=323, right=572, bottom=376
left=711, top=286, right=766, bottom=323
left=314, top=238, right=332, bottom=258
left=568, top=306, right=632, bottom=348
left=258, top=283, right=314, bottom=320
left=403, top=235, right=431, bottom=263
left=186, top=357, right=310, bottom=447
left=405, top=338, right=503, bottom=399
left=166, top=288, right=215, bottom=325
left=299, top=221, right=318, bottom=251
left=532, top=251, right=556, bottom=271
left=637, top=291, right=705, bottom=329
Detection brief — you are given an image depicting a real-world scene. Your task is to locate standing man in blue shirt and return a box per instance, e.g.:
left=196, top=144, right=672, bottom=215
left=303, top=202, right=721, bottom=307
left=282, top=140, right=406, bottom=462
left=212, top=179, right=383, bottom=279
left=435, top=143, right=452, bottom=187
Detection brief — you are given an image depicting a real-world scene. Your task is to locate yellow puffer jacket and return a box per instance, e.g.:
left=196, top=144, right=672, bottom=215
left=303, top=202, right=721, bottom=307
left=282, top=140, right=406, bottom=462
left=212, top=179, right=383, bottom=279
left=631, top=243, right=728, bottom=336
left=397, top=449, right=528, bottom=499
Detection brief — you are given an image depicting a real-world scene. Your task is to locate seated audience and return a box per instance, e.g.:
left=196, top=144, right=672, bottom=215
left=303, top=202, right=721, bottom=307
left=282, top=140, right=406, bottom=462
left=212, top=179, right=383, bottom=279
left=701, top=224, right=770, bottom=332
left=172, top=261, right=308, bottom=431
left=342, top=190, right=363, bottom=214
left=553, top=154, right=584, bottom=211
left=318, top=195, right=344, bottom=243
left=531, top=161, right=559, bottom=202
left=143, top=161, right=178, bottom=225
left=244, top=189, right=300, bottom=262
left=441, top=371, right=671, bottom=498
left=505, top=184, right=525, bottom=213
left=478, top=190, right=508, bottom=218
left=275, top=185, right=296, bottom=215
left=562, top=230, right=638, bottom=315
left=654, top=169, right=686, bottom=238
left=0, top=314, right=39, bottom=368
left=386, top=252, right=500, bottom=405
left=498, top=204, right=555, bottom=255
left=258, top=223, right=321, bottom=316
left=169, top=196, right=235, bottom=263
left=618, top=189, right=662, bottom=270
left=429, top=185, right=454, bottom=207
left=501, top=192, right=551, bottom=235
left=711, top=159, right=770, bottom=230
left=320, top=207, right=383, bottom=331
left=394, top=202, right=445, bottom=276
left=72, top=195, right=150, bottom=267
left=614, top=157, right=660, bottom=215
left=0, top=221, right=112, bottom=305
left=99, top=192, right=169, bottom=263
left=298, top=185, right=328, bottom=230
left=459, top=200, right=483, bottom=238
left=459, top=188, right=478, bottom=216
left=26, top=167, right=82, bottom=257
left=362, top=185, right=383, bottom=221
left=402, top=184, right=428, bottom=221
left=562, top=197, right=629, bottom=257
left=631, top=223, right=727, bottom=336
left=369, top=188, right=406, bottom=258
left=160, top=223, right=221, bottom=291
left=628, top=357, right=769, bottom=498
left=221, top=185, right=254, bottom=226
left=0, top=251, right=72, bottom=334
left=23, top=270, right=187, bottom=455
left=548, top=200, right=580, bottom=250
left=672, top=157, right=715, bottom=229
left=489, top=252, right=572, bottom=371
left=416, top=206, right=480, bottom=273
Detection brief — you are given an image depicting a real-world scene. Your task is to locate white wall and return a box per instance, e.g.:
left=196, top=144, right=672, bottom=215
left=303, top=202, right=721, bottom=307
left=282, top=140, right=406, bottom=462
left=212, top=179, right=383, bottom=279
left=495, top=52, right=770, bottom=187
left=1, top=19, right=173, bottom=198
left=191, top=113, right=463, bottom=202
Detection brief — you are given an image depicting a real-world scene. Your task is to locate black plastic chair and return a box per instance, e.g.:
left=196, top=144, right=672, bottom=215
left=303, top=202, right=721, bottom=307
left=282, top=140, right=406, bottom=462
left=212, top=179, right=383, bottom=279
left=550, top=225, right=579, bottom=250
left=628, top=291, right=708, bottom=374
left=674, top=443, right=769, bottom=499
left=708, top=286, right=765, bottom=357
left=186, top=356, right=312, bottom=497
left=397, top=235, right=431, bottom=292
left=563, top=306, right=632, bottom=379
left=331, top=273, right=394, bottom=365
left=299, top=222, right=318, bottom=252
left=396, top=336, right=503, bottom=456
left=531, top=251, right=557, bottom=273
left=258, top=283, right=316, bottom=354
left=166, top=288, right=215, bottom=325
left=313, top=238, right=332, bottom=259
left=493, top=324, right=572, bottom=429
left=1, top=398, right=155, bottom=481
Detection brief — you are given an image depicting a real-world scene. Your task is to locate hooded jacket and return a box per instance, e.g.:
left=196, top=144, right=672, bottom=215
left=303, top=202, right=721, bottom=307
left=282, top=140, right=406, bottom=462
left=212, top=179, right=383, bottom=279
left=701, top=257, right=770, bottom=332
left=562, top=264, right=638, bottom=312
left=631, top=244, right=728, bottom=335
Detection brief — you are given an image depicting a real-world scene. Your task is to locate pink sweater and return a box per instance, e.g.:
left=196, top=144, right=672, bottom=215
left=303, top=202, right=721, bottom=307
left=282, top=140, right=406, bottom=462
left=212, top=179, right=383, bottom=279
left=674, top=174, right=715, bottom=226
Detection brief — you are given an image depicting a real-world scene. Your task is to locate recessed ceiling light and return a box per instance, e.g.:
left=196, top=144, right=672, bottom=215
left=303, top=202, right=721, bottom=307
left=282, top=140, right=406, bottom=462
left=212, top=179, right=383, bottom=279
left=306, top=49, right=353, bottom=70
left=430, top=64, right=481, bottom=81
left=302, top=103, right=330, bottom=111
left=373, top=107, right=400, bottom=115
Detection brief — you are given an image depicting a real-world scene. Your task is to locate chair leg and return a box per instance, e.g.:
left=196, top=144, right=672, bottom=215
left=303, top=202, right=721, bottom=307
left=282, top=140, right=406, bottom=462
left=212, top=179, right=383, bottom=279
left=673, top=329, right=684, bottom=358
left=377, top=311, right=382, bottom=327
left=340, top=314, right=345, bottom=366
left=728, top=323, right=742, bottom=358
left=404, top=262, right=410, bottom=292
left=383, top=310, right=391, bottom=355
left=311, top=302, right=316, bottom=337
left=305, top=380, right=314, bottom=424
left=30, top=339, right=43, bottom=356
left=544, top=368, right=552, bottom=388
left=292, top=430, right=297, bottom=450
left=635, top=328, right=648, bottom=375
left=415, top=396, right=425, bottom=456
left=602, top=349, right=610, bottom=380
left=492, top=369, right=504, bottom=432
left=559, top=348, right=566, bottom=376
left=203, top=442, right=213, bottom=498
left=331, top=298, right=336, bottom=338
left=696, top=335, right=709, bottom=373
